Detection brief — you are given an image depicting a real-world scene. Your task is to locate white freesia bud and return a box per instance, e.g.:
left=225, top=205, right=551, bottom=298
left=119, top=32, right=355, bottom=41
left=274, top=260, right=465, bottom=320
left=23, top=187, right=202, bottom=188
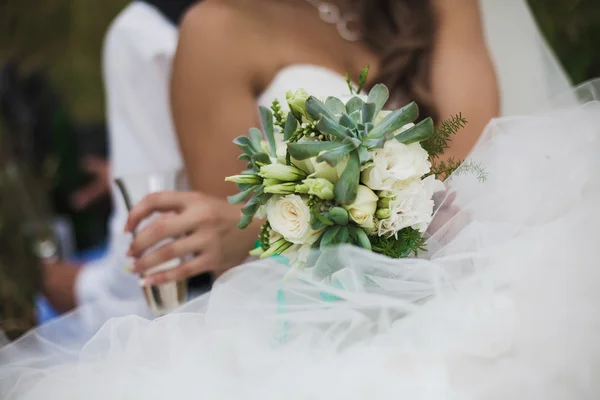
left=264, top=182, right=297, bottom=195
left=266, top=195, right=321, bottom=245
left=263, top=178, right=283, bottom=187
left=375, top=209, right=391, bottom=219
left=361, top=140, right=431, bottom=191
left=286, top=89, right=312, bottom=121
left=260, top=164, right=307, bottom=182
left=225, top=174, right=262, bottom=185
left=295, top=178, right=335, bottom=200
left=344, top=185, right=378, bottom=230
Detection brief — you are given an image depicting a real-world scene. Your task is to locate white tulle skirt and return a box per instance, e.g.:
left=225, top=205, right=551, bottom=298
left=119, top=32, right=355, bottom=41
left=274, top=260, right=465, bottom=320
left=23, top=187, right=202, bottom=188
left=2, top=82, right=600, bottom=399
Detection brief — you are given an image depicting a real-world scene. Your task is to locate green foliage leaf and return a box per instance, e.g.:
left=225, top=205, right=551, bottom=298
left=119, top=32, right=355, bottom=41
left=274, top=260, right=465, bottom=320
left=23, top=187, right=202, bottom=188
left=238, top=186, right=270, bottom=229
left=248, top=128, right=263, bottom=149
left=328, top=207, right=349, bottom=225
left=368, top=102, right=419, bottom=139
left=325, top=97, right=346, bottom=117
left=334, top=151, right=360, bottom=204
left=287, top=141, right=344, bottom=160
left=361, top=102, right=377, bottom=124
left=339, top=113, right=357, bottom=129
left=238, top=214, right=254, bottom=230
left=311, top=212, right=334, bottom=230
left=367, top=84, right=389, bottom=117
left=312, top=250, right=345, bottom=280
left=251, top=153, right=271, bottom=169
left=337, top=226, right=350, bottom=244
left=227, top=185, right=257, bottom=204
left=316, top=142, right=355, bottom=166
left=357, top=146, right=371, bottom=164
left=306, top=96, right=336, bottom=121
left=233, top=136, right=259, bottom=156
left=316, top=115, right=351, bottom=140
left=259, top=106, right=277, bottom=156
left=362, top=135, right=386, bottom=149
left=348, top=225, right=371, bottom=250
left=395, top=117, right=434, bottom=144
left=320, top=226, right=342, bottom=249
left=283, top=113, right=298, bottom=142
left=345, top=97, right=364, bottom=115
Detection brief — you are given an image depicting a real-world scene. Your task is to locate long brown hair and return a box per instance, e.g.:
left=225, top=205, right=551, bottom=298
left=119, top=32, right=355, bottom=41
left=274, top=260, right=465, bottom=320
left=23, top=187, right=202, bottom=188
left=356, top=0, right=437, bottom=120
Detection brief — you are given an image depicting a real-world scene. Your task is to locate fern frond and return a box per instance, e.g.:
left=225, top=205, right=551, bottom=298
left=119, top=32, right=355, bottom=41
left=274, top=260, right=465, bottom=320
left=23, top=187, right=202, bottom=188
left=370, top=228, right=427, bottom=259
left=429, top=157, right=462, bottom=181
left=422, top=113, right=468, bottom=159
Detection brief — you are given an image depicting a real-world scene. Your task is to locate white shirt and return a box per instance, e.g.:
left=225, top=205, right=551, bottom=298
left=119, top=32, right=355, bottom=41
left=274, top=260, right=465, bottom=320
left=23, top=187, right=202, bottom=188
left=75, top=2, right=182, bottom=328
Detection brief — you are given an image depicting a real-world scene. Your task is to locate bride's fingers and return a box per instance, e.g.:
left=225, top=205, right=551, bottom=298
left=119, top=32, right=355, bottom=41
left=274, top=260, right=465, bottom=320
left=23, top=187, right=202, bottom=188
left=125, top=191, right=191, bottom=233
left=140, top=252, right=219, bottom=286
left=128, top=212, right=200, bottom=257
left=132, top=234, right=208, bottom=274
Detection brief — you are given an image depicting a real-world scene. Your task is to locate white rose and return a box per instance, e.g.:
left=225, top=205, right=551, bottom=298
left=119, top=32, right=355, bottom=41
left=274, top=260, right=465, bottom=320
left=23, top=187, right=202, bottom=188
left=378, top=175, right=445, bottom=236
left=266, top=194, right=321, bottom=245
left=344, top=185, right=378, bottom=230
left=361, top=140, right=431, bottom=191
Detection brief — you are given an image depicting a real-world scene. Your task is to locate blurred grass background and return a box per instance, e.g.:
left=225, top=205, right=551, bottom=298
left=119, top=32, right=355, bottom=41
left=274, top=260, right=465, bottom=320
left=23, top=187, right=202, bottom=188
left=0, top=0, right=598, bottom=123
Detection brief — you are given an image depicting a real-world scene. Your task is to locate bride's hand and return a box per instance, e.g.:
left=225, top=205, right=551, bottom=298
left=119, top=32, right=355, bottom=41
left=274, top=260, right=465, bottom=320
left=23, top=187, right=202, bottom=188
left=124, top=191, right=241, bottom=285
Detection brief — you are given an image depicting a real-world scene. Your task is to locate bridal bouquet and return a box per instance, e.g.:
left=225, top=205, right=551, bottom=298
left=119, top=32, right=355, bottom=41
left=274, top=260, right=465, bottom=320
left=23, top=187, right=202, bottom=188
left=226, top=71, right=465, bottom=271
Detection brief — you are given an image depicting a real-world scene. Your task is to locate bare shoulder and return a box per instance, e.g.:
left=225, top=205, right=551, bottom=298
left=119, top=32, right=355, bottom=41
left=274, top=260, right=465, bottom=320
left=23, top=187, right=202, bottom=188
left=176, top=0, right=273, bottom=89
left=180, top=1, right=242, bottom=40
left=433, top=0, right=482, bottom=28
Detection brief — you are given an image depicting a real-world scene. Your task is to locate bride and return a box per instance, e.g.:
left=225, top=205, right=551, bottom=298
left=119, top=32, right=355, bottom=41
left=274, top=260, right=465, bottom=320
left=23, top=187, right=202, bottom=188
left=2, top=0, right=600, bottom=399
left=126, top=0, right=500, bottom=285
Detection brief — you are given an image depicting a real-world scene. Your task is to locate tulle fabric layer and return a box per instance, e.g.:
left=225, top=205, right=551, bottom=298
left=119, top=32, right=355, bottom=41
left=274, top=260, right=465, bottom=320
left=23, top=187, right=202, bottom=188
left=2, top=82, right=600, bottom=399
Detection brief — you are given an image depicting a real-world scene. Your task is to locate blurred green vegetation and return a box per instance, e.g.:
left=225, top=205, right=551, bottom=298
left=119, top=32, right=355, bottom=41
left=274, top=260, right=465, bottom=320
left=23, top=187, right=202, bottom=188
left=528, top=0, right=600, bottom=84
left=0, top=0, right=598, bottom=122
left=0, top=0, right=127, bottom=122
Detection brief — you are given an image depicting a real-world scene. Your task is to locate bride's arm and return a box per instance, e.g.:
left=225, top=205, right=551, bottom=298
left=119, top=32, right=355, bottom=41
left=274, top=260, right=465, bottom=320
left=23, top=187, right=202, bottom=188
left=126, top=5, right=264, bottom=283
left=431, top=0, right=499, bottom=161
left=172, top=5, right=260, bottom=198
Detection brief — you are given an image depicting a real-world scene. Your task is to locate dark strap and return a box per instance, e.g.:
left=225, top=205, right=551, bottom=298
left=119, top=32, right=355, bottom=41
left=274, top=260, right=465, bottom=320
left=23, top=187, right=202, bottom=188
left=139, top=0, right=199, bottom=26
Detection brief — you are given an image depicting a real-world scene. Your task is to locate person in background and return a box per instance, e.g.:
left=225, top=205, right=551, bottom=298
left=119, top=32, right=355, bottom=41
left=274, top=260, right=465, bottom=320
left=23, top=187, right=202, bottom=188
left=41, top=0, right=205, bottom=321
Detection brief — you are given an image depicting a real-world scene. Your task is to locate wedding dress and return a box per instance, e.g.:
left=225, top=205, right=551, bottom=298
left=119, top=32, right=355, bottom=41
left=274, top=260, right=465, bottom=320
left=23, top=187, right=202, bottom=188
left=3, top=2, right=600, bottom=398
left=1, top=65, right=599, bottom=398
